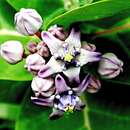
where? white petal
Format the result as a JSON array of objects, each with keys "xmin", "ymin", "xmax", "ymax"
[
  {"xmin": 41, "ymin": 31, "xmax": 63, "ymax": 55},
  {"xmin": 38, "ymin": 56, "xmax": 63, "ymax": 78},
  {"xmin": 78, "ymin": 49, "xmax": 101, "ymax": 66},
  {"xmin": 65, "ymin": 28, "xmax": 81, "ymax": 48},
  {"xmin": 55, "ymin": 74, "xmax": 70, "ymax": 94},
  {"xmin": 63, "ymin": 67, "xmax": 80, "ymax": 82}
]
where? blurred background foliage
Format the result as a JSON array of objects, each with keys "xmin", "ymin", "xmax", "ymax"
[{"xmin": 1, "ymin": 0, "xmax": 130, "ymax": 130}]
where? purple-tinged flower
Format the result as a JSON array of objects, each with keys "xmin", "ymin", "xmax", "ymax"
[
  {"xmin": 87, "ymin": 75, "xmax": 101, "ymax": 93},
  {"xmin": 24, "ymin": 53, "xmax": 45, "ymax": 75},
  {"xmin": 48, "ymin": 25, "xmax": 67, "ymax": 40},
  {"xmin": 0, "ymin": 40, "xmax": 24, "ymax": 64},
  {"xmin": 31, "ymin": 76, "xmax": 55, "ymax": 97},
  {"xmin": 31, "ymin": 74, "xmax": 90, "ymax": 120},
  {"xmin": 37, "ymin": 41, "xmax": 50, "ymax": 57},
  {"xmin": 82, "ymin": 42, "xmax": 96, "ymax": 52},
  {"xmin": 98, "ymin": 53, "xmax": 123, "ymax": 79},
  {"xmin": 27, "ymin": 42, "xmax": 37, "ymax": 53},
  {"xmin": 38, "ymin": 28, "xmax": 101, "ymax": 82},
  {"xmin": 15, "ymin": 8, "xmax": 43, "ymax": 36}
]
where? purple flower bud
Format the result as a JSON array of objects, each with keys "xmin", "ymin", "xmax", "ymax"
[
  {"xmin": 48, "ymin": 25, "xmax": 67, "ymax": 40},
  {"xmin": 28, "ymin": 42, "xmax": 37, "ymax": 53},
  {"xmin": 24, "ymin": 53, "xmax": 45, "ymax": 75},
  {"xmin": 98, "ymin": 53, "xmax": 123, "ymax": 79},
  {"xmin": 87, "ymin": 75, "xmax": 101, "ymax": 93},
  {"xmin": 82, "ymin": 42, "xmax": 96, "ymax": 52},
  {"xmin": 15, "ymin": 8, "xmax": 43, "ymax": 36},
  {"xmin": 0, "ymin": 40, "xmax": 24, "ymax": 64},
  {"xmin": 31, "ymin": 76, "xmax": 55, "ymax": 97},
  {"xmin": 37, "ymin": 42, "xmax": 50, "ymax": 57}
]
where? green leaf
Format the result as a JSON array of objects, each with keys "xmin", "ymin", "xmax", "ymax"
[
  {"xmin": 0, "ymin": 31, "xmax": 40, "ymax": 81},
  {"xmin": 0, "ymin": 0, "xmax": 16, "ymax": 29},
  {"xmin": 6, "ymin": 0, "xmax": 64, "ymax": 19},
  {"xmin": 0, "ymin": 80, "xmax": 29, "ymax": 103},
  {"xmin": 0, "ymin": 103, "xmax": 20, "ymax": 120},
  {"xmin": 46, "ymin": 0, "xmax": 130, "ymax": 28}
]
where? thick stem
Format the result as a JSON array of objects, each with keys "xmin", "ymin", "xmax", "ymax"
[{"xmin": 35, "ymin": 31, "xmax": 42, "ymax": 39}]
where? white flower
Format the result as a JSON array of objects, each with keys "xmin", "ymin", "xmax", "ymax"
[
  {"xmin": 24, "ymin": 53, "xmax": 45, "ymax": 75},
  {"xmin": 38, "ymin": 28, "xmax": 101, "ymax": 82},
  {"xmin": 98, "ymin": 53, "xmax": 123, "ymax": 79},
  {"xmin": 31, "ymin": 76, "xmax": 54, "ymax": 97},
  {"xmin": 15, "ymin": 8, "xmax": 43, "ymax": 35},
  {"xmin": 0, "ymin": 40, "xmax": 24, "ymax": 64}
]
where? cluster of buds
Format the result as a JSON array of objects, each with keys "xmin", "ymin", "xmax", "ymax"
[{"xmin": 0, "ymin": 8, "xmax": 124, "ymax": 120}]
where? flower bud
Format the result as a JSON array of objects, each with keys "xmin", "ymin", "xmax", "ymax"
[
  {"xmin": 87, "ymin": 76, "xmax": 101, "ymax": 93},
  {"xmin": 0, "ymin": 40, "xmax": 24, "ymax": 64},
  {"xmin": 98, "ymin": 53, "xmax": 123, "ymax": 79},
  {"xmin": 31, "ymin": 76, "xmax": 55, "ymax": 97},
  {"xmin": 48, "ymin": 25, "xmax": 67, "ymax": 40},
  {"xmin": 82, "ymin": 42, "xmax": 96, "ymax": 52},
  {"xmin": 15, "ymin": 8, "xmax": 43, "ymax": 36},
  {"xmin": 27, "ymin": 42, "xmax": 37, "ymax": 53},
  {"xmin": 24, "ymin": 53, "xmax": 45, "ymax": 75},
  {"xmin": 37, "ymin": 41, "xmax": 50, "ymax": 57}
]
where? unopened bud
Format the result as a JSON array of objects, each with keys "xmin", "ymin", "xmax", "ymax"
[
  {"xmin": 31, "ymin": 76, "xmax": 55, "ymax": 97},
  {"xmin": 48, "ymin": 25, "xmax": 67, "ymax": 40},
  {"xmin": 28, "ymin": 42, "xmax": 37, "ymax": 53},
  {"xmin": 0, "ymin": 40, "xmax": 24, "ymax": 64},
  {"xmin": 98, "ymin": 53, "xmax": 123, "ymax": 79},
  {"xmin": 37, "ymin": 42, "xmax": 50, "ymax": 57},
  {"xmin": 15, "ymin": 8, "xmax": 43, "ymax": 36},
  {"xmin": 82, "ymin": 42, "xmax": 96, "ymax": 51},
  {"xmin": 24, "ymin": 53, "xmax": 45, "ymax": 75},
  {"xmin": 87, "ymin": 76, "xmax": 101, "ymax": 93}
]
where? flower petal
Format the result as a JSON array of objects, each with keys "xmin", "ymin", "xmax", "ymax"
[
  {"xmin": 75, "ymin": 98, "xmax": 85, "ymax": 111},
  {"xmin": 63, "ymin": 67, "xmax": 80, "ymax": 83},
  {"xmin": 31, "ymin": 96, "xmax": 54, "ymax": 107},
  {"xmin": 41, "ymin": 31, "xmax": 63, "ymax": 55},
  {"xmin": 65, "ymin": 28, "xmax": 81, "ymax": 48},
  {"xmin": 38, "ymin": 56, "xmax": 63, "ymax": 78},
  {"xmin": 49, "ymin": 108, "xmax": 64, "ymax": 120},
  {"xmin": 73, "ymin": 74, "xmax": 90, "ymax": 95},
  {"xmin": 78, "ymin": 49, "xmax": 101, "ymax": 66},
  {"xmin": 55, "ymin": 74, "xmax": 70, "ymax": 94}
]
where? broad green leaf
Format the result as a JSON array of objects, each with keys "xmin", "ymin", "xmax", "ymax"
[
  {"xmin": 0, "ymin": 0, "xmax": 16, "ymax": 29},
  {"xmin": 46, "ymin": 0, "xmax": 130, "ymax": 28},
  {"xmin": 6, "ymin": 0, "xmax": 64, "ymax": 19},
  {"xmin": 0, "ymin": 80, "xmax": 30, "ymax": 103},
  {"xmin": 0, "ymin": 31, "xmax": 40, "ymax": 81},
  {"xmin": 0, "ymin": 103, "xmax": 20, "ymax": 120}
]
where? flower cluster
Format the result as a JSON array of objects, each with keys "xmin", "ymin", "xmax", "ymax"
[{"xmin": 0, "ymin": 8, "xmax": 123, "ymax": 120}]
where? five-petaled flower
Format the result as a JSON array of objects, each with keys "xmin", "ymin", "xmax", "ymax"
[
  {"xmin": 31, "ymin": 74, "xmax": 90, "ymax": 120},
  {"xmin": 38, "ymin": 28, "xmax": 101, "ymax": 82}
]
